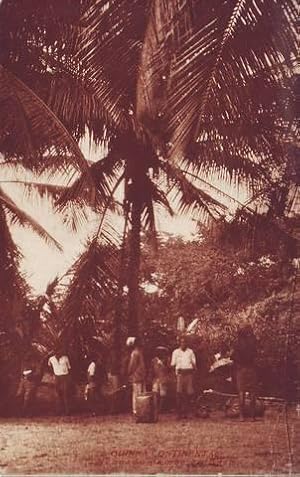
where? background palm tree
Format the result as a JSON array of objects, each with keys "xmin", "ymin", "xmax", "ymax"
[
  {"xmin": 0, "ymin": 183, "xmax": 64, "ymax": 411},
  {"xmin": 0, "ymin": 185, "xmax": 61, "ymax": 328}
]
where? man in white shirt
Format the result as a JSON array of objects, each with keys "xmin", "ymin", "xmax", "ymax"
[
  {"xmin": 48, "ymin": 347, "xmax": 71, "ymax": 415},
  {"xmin": 171, "ymin": 336, "xmax": 196, "ymax": 419}
]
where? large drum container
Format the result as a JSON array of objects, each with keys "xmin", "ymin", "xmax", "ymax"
[{"xmin": 135, "ymin": 392, "xmax": 158, "ymax": 423}]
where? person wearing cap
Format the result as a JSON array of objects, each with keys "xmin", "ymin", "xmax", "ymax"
[
  {"xmin": 127, "ymin": 337, "xmax": 146, "ymax": 415},
  {"xmin": 171, "ymin": 336, "xmax": 196, "ymax": 419},
  {"xmin": 48, "ymin": 346, "xmax": 71, "ymax": 415}
]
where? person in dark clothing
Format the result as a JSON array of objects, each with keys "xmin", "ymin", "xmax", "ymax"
[
  {"xmin": 232, "ymin": 325, "xmax": 258, "ymax": 421},
  {"xmin": 16, "ymin": 353, "xmax": 41, "ymax": 417},
  {"xmin": 127, "ymin": 337, "xmax": 146, "ymax": 415},
  {"xmin": 151, "ymin": 348, "xmax": 169, "ymax": 412}
]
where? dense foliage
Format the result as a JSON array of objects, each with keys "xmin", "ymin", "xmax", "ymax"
[{"xmin": 138, "ymin": 217, "xmax": 298, "ymax": 397}]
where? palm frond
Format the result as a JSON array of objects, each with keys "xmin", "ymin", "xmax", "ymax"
[
  {"xmin": 45, "ymin": 277, "xmax": 60, "ymax": 299},
  {"xmin": 59, "ymin": 232, "xmax": 118, "ymax": 340},
  {"xmin": 46, "ymin": 72, "xmax": 118, "ymax": 143},
  {"xmin": 56, "ymin": 153, "xmax": 123, "ymax": 232},
  {"xmin": 73, "ymin": 0, "xmax": 147, "ymax": 132},
  {"xmin": 178, "ymin": 0, "xmax": 294, "ymax": 156},
  {"xmin": 181, "ymin": 169, "xmax": 249, "ymax": 210},
  {"xmin": 0, "ymin": 186, "xmax": 62, "ymax": 250},
  {"xmin": 58, "ymin": 153, "xmax": 122, "ymax": 206},
  {"xmin": 0, "ymin": 203, "xmax": 29, "ymax": 328},
  {"xmin": 182, "ymin": 74, "xmax": 295, "ymax": 184},
  {"xmin": 141, "ymin": 178, "xmax": 173, "ymax": 231},
  {"xmin": 0, "ymin": 180, "xmax": 66, "ymax": 203},
  {"xmin": 0, "ymin": 66, "xmax": 90, "ymax": 177},
  {"xmin": 160, "ymin": 161, "xmax": 227, "ymax": 222},
  {"xmin": 138, "ymin": 0, "xmax": 297, "ymax": 160}
]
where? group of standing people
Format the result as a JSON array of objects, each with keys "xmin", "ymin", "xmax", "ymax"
[
  {"xmin": 17, "ymin": 347, "xmax": 72, "ymax": 416},
  {"xmin": 16, "ymin": 325, "xmax": 258, "ymax": 421},
  {"xmin": 127, "ymin": 335, "xmax": 197, "ymax": 419},
  {"xmin": 127, "ymin": 325, "xmax": 258, "ymax": 422},
  {"xmin": 17, "ymin": 346, "xmax": 107, "ymax": 416}
]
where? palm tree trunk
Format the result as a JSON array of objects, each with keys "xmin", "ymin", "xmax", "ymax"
[
  {"xmin": 111, "ymin": 211, "xmax": 128, "ymax": 376},
  {"xmin": 127, "ymin": 199, "xmax": 142, "ymax": 336}
]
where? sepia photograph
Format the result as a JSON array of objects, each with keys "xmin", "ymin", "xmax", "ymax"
[{"xmin": 0, "ymin": 0, "xmax": 299, "ymax": 475}]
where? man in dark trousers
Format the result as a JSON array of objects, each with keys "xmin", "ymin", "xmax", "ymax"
[
  {"xmin": 48, "ymin": 346, "xmax": 71, "ymax": 415},
  {"xmin": 171, "ymin": 336, "xmax": 197, "ymax": 419},
  {"xmin": 16, "ymin": 352, "xmax": 41, "ymax": 416}
]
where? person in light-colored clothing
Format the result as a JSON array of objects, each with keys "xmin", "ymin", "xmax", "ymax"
[
  {"xmin": 84, "ymin": 359, "xmax": 97, "ymax": 403},
  {"xmin": 171, "ymin": 336, "xmax": 196, "ymax": 419},
  {"xmin": 127, "ymin": 337, "xmax": 146, "ymax": 415},
  {"xmin": 84, "ymin": 355, "xmax": 106, "ymax": 414},
  {"xmin": 48, "ymin": 347, "xmax": 71, "ymax": 415}
]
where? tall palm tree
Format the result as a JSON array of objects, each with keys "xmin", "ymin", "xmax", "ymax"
[
  {"xmin": 54, "ymin": 0, "xmax": 296, "ymax": 335},
  {"xmin": 1, "ymin": 0, "xmax": 228, "ymax": 337},
  {"xmin": 0, "ymin": 1, "xmax": 296, "ymax": 349}
]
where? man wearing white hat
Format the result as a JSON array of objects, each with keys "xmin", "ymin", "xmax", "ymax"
[{"xmin": 127, "ymin": 337, "xmax": 146, "ymax": 415}]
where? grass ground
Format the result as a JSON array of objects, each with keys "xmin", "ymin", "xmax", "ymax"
[{"xmin": 0, "ymin": 407, "xmax": 299, "ymax": 475}]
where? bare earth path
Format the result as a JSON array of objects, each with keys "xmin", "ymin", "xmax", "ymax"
[{"xmin": 0, "ymin": 409, "xmax": 299, "ymax": 475}]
